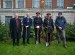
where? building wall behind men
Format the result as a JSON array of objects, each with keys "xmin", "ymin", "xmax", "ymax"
[
  {"xmin": 0, "ymin": 0, "xmax": 75, "ymax": 24},
  {"xmin": 0, "ymin": 11, "xmax": 75, "ymax": 24}
]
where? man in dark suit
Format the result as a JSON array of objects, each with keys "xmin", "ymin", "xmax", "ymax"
[
  {"xmin": 43, "ymin": 13, "xmax": 54, "ymax": 47},
  {"xmin": 33, "ymin": 12, "xmax": 43, "ymax": 44},
  {"xmin": 55, "ymin": 12, "xmax": 67, "ymax": 48},
  {"xmin": 10, "ymin": 13, "xmax": 22, "ymax": 46},
  {"xmin": 22, "ymin": 13, "xmax": 32, "ymax": 45}
]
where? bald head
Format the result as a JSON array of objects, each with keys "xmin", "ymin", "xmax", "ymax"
[
  {"xmin": 26, "ymin": 13, "xmax": 30, "ymax": 17},
  {"xmin": 15, "ymin": 13, "xmax": 19, "ymax": 19}
]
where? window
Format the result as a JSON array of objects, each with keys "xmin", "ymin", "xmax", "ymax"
[
  {"xmin": 4, "ymin": 0, "xmax": 12, "ymax": 8},
  {"xmin": 5, "ymin": 16, "xmax": 12, "ymax": 25},
  {"xmin": 0, "ymin": 2, "xmax": 1, "ymax": 8},
  {"xmin": 45, "ymin": 0, "xmax": 52, "ymax": 8},
  {"xmin": 18, "ymin": 0, "xmax": 24, "ymax": 8},
  {"xmin": 57, "ymin": 0, "xmax": 64, "ymax": 8},
  {"xmin": 32, "ymin": 0, "xmax": 40, "ymax": 8}
]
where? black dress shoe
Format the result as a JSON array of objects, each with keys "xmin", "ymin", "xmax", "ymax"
[{"xmin": 27, "ymin": 39, "xmax": 30, "ymax": 44}]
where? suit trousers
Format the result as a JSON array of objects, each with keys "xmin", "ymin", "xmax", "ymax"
[{"xmin": 57, "ymin": 30, "xmax": 66, "ymax": 46}]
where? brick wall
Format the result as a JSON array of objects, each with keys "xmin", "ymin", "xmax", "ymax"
[
  {"xmin": 26, "ymin": 0, "xmax": 32, "ymax": 8},
  {"xmin": 1, "ymin": 0, "xmax": 3, "ymax": 8},
  {"xmin": 64, "ymin": 0, "xmax": 75, "ymax": 8},
  {"xmin": 52, "ymin": 0, "xmax": 57, "ymax": 9}
]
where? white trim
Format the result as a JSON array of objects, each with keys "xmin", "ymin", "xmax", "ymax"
[
  {"xmin": 0, "ymin": 0, "xmax": 1, "ymax": 8},
  {"xmin": 24, "ymin": 0, "xmax": 26, "ymax": 8},
  {"xmin": 16, "ymin": 0, "xmax": 18, "ymax": 8},
  {"xmin": 3, "ymin": 0, "xmax": 5, "ymax": 8},
  {"xmin": 32, "ymin": 0, "xmax": 34, "ymax": 8},
  {"xmin": 11, "ymin": 0, "xmax": 13, "ymax": 8}
]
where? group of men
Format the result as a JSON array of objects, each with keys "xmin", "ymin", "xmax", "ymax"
[{"xmin": 10, "ymin": 12, "xmax": 67, "ymax": 48}]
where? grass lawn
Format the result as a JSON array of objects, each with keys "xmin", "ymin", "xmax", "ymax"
[{"xmin": 0, "ymin": 38, "xmax": 75, "ymax": 55}]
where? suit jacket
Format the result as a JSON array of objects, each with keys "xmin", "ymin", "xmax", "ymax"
[
  {"xmin": 23, "ymin": 17, "xmax": 32, "ymax": 38},
  {"xmin": 33, "ymin": 17, "xmax": 43, "ymax": 28},
  {"xmin": 43, "ymin": 17, "xmax": 54, "ymax": 33},
  {"xmin": 55, "ymin": 16, "xmax": 67, "ymax": 30},
  {"xmin": 10, "ymin": 18, "xmax": 22, "ymax": 39}
]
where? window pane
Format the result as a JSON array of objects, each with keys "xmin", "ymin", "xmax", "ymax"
[
  {"xmin": 18, "ymin": 0, "xmax": 24, "ymax": 8},
  {"xmin": 57, "ymin": 0, "xmax": 64, "ymax": 8},
  {"xmin": 18, "ymin": 1, "xmax": 24, "ymax": 8},
  {"xmin": 45, "ymin": 0, "xmax": 52, "ymax": 8},
  {"xmin": 5, "ymin": 1, "xmax": 12, "ymax": 8},
  {"xmin": 5, "ymin": 16, "xmax": 12, "ymax": 25},
  {"xmin": 32, "ymin": 0, "xmax": 40, "ymax": 8}
]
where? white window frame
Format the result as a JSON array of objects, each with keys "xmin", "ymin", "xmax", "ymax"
[
  {"xmin": 16, "ymin": 0, "xmax": 25, "ymax": 8},
  {"xmin": 32, "ymin": 0, "xmax": 40, "ymax": 8},
  {"xmin": 57, "ymin": 0, "xmax": 64, "ymax": 8},
  {"xmin": 3, "ymin": 0, "xmax": 13, "ymax": 8},
  {"xmin": 44, "ymin": 0, "xmax": 52, "ymax": 8}
]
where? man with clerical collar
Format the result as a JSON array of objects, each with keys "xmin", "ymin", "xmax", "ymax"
[{"xmin": 22, "ymin": 13, "xmax": 32, "ymax": 45}]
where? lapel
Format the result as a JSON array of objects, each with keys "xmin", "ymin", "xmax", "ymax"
[
  {"xmin": 26, "ymin": 17, "xmax": 30, "ymax": 23},
  {"xmin": 14, "ymin": 18, "xmax": 20, "ymax": 26},
  {"xmin": 13, "ymin": 18, "xmax": 16, "ymax": 24}
]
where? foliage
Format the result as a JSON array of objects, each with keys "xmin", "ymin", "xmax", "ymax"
[
  {"xmin": 65, "ymin": 24, "xmax": 75, "ymax": 38},
  {"xmin": 0, "ymin": 22, "xmax": 9, "ymax": 41}
]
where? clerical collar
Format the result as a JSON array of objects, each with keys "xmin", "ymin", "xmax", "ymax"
[{"xmin": 27, "ymin": 17, "xmax": 30, "ymax": 18}]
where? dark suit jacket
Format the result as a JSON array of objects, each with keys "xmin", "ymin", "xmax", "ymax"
[
  {"xmin": 43, "ymin": 17, "xmax": 54, "ymax": 33},
  {"xmin": 10, "ymin": 18, "xmax": 22, "ymax": 39},
  {"xmin": 23, "ymin": 17, "xmax": 32, "ymax": 38},
  {"xmin": 33, "ymin": 17, "xmax": 43, "ymax": 28}
]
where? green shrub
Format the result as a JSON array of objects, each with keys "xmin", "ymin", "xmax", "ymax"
[
  {"xmin": 30, "ymin": 26, "xmax": 35, "ymax": 37},
  {"xmin": 0, "ymin": 22, "xmax": 9, "ymax": 41},
  {"xmin": 65, "ymin": 24, "xmax": 75, "ymax": 38}
]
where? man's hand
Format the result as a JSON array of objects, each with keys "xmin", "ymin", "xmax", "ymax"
[
  {"xmin": 25, "ymin": 26, "xmax": 29, "ymax": 28},
  {"xmin": 58, "ymin": 27, "xmax": 62, "ymax": 30},
  {"xmin": 36, "ymin": 26, "xmax": 40, "ymax": 28}
]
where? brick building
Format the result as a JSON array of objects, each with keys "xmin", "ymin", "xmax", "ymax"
[
  {"xmin": 0, "ymin": 0, "xmax": 75, "ymax": 9},
  {"xmin": 0, "ymin": 0, "xmax": 75, "ymax": 25}
]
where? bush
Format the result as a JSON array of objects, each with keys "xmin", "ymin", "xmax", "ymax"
[
  {"xmin": 65, "ymin": 24, "xmax": 75, "ymax": 38},
  {"xmin": 0, "ymin": 22, "xmax": 9, "ymax": 41},
  {"xmin": 30, "ymin": 26, "xmax": 35, "ymax": 37}
]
